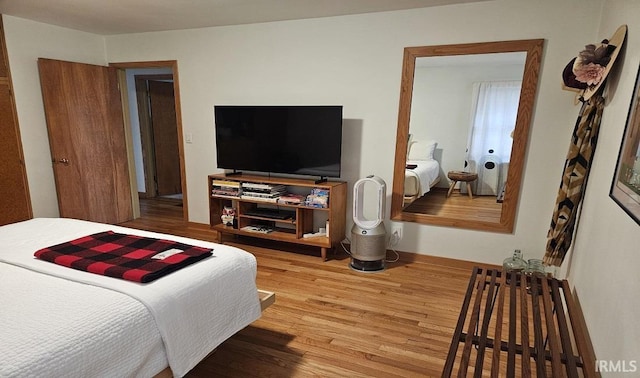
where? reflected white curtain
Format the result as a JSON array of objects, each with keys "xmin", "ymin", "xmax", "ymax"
[{"xmin": 466, "ymin": 81, "xmax": 521, "ymax": 194}]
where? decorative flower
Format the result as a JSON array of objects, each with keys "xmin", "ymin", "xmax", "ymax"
[
  {"xmin": 578, "ymin": 42, "xmax": 612, "ymax": 66},
  {"xmin": 573, "ymin": 62, "xmax": 606, "ymax": 86}
]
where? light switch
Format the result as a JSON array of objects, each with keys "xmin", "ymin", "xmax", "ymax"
[{"xmin": 185, "ymin": 133, "xmax": 193, "ymax": 144}]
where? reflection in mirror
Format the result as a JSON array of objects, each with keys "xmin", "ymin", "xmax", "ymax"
[
  {"xmin": 391, "ymin": 40, "xmax": 544, "ymax": 233},
  {"xmin": 407, "ymin": 53, "xmax": 526, "ymax": 222}
]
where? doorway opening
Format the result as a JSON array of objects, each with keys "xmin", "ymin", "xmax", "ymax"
[{"xmin": 112, "ymin": 61, "xmax": 188, "ymax": 222}]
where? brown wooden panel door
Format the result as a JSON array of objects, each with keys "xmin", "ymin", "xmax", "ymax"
[
  {"xmin": 148, "ymin": 80, "xmax": 181, "ymax": 196},
  {"xmin": 0, "ymin": 17, "xmax": 32, "ymax": 226},
  {"xmin": 0, "ymin": 84, "xmax": 33, "ymax": 225},
  {"xmin": 38, "ymin": 58, "xmax": 132, "ymax": 224},
  {"xmin": 0, "ymin": 18, "xmax": 7, "ymax": 78}
]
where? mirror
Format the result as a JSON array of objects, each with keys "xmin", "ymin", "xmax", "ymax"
[{"xmin": 390, "ymin": 39, "xmax": 544, "ymax": 233}]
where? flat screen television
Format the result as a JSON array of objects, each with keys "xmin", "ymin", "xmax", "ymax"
[{"xmin": 214, "ymin": 105, "xmax": 343, "ymax": 178}]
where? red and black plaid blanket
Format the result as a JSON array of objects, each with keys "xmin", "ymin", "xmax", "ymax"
[{"xmin": 34, "ymin": 231, "xmax": 213, "ymax": 283}]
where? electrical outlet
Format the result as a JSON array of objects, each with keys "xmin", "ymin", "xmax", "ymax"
[{"xmin": 390, "ymin": 224, "xmax": 403, "ymax": 245}]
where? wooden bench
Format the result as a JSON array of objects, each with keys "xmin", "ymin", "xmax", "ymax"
[{"xmin": 443, "ymin": 267, "xmax": 598, "ymax": 377}]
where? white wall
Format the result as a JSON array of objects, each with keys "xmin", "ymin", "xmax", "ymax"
[
  {"xmin": 567, "ymin": 0, "xmax": 640, "ymax": 369},
  {"xmin": 3, "ymin": 16, "xmax": 107, "ymax": 218},
  {"xmin": 102, "ymin": 0, "xmax": 602, "ymax": 265}
]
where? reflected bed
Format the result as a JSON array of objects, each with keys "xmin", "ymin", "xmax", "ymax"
[{"xmin": 404, "ymin": 159, "xmax": 441, "ymax": 206}]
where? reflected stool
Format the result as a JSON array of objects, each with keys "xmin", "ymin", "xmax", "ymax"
[{"xmin": 447, "ymin": 171, "xmax": 478, "ymax": 199}]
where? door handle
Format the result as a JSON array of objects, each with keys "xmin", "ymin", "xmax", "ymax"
[{"xmin": 52, "ymin": 158, "xmax": 70, "ymax": 165}]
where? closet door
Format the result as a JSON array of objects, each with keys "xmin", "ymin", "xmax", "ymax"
[{"xmin": 0, "ymin": 17, "xmax": 32, "ymax": 226}]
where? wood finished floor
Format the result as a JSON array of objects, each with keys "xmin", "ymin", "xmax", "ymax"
[
  {"xmin": 404, "ymin": 188, "xmax": 502, "ymax": 223},
  {"xmin": 121, "ymin": 197, "xmax": 499, "ymax": 377}
]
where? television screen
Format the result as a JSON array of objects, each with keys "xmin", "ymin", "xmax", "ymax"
[{"xmin": 214, "ymin": 105, "xmax": 343, "ymax": 178}]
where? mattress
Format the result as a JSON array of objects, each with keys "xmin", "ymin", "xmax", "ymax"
[
  {"xmin": 0, "ymin": 218, "xmax": 262, "ymax": 378},
  {"xmin": 404, "ymin": 159, "xmax": 440, "ymax": 196}
]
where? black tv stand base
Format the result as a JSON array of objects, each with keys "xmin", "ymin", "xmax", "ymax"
[
  {"xmin": 315, "ymin": 177, "xmax": 328, "ymax": 184},
  {"xmin": 225, "ymin": 171, "xmax": 243, "ymax": 177}
]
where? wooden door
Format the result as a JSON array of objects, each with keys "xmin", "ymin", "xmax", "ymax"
[
  {"xmin": 38, "ymin": 58, "xmax": 133, "ymax": 224},
  {"xmin": 0, "ymin": 17, "xmax": 32, "ymax": 225},
  {"xmin": 148, "ymin": 80, "xmax": 181, "ymax": 196}
]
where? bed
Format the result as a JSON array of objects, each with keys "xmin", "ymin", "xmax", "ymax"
[
  {"xmin": 404, "ymin": 160, "xmax": 441, "ymax": 205},
  {"xmin": 404, "ymin": 139, "xmax": 441, "ymax": 206},
  {"xmin": 0, "ymin": 217, "xmax": 270, "ymax": 378}
]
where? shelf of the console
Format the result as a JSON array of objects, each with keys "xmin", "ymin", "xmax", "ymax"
[
  {"xmin": 212, "ymin": 224, "xmax": 331, "ymax": 247},
  {"xmin": 239, "ymin": 215, "xmax": 297, "ymax": 224},
  {"xmin": 210, "ymin": 195, "xmax": 329, "ymax": 211}
]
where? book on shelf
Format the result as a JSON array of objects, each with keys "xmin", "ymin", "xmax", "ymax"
[
  {"xmin": 242, "ymin": 188, "xmax": 286, "ymax": 194},
  {"xmin": 240, "ymin": 195, "xmax": 279, "ymax": 203},
  {"xmin": 212, "ymin": 185, "xmax": 240, "ymax": 194},
  {"xmin": 211, "ymin": 179, "xmax": 241, "ymax": 188},
  {"xmin": 304, "ymin": 187, "xmax": 330, "ymax": 208},
  {"xmin": 277, "ymin": 194, "xmax": 306, "ymax": 205},
  {"xmin": 310, "ymin": 188, "xmax": 330, "ymax": 196},
  {"xmin": 241, "ymin": 182, "xmax": 286, "ymax": 191},
  {"xmin": 241, "ymin": 190, "xmax": 281, "ymax": 199},
  {"xmin": 211, "ymin": 190, "xmax": 241, "ymax": 198},
  {"xmin": 212, "ymin": 187, "xmax": 241, "ymax": 193}
]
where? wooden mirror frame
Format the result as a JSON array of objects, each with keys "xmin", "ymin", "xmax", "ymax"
[{"xmin": 390, "ymin": 39, "xmax": 544, "ymax": 233}]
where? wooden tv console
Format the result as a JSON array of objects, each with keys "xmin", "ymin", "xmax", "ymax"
[{"xmin": 208, "ymin": 174, "xmax": 347, "ymax": 260}]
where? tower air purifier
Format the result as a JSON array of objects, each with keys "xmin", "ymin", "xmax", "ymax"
[
  {"xmin": 477, "ymin": 154, "xmax": 501, "ymax": 196},
  {"xmin": 350, "ymin": 175, "xmax": 387, "ymax": 272}
]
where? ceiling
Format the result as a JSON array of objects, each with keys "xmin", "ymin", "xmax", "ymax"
[{"xmin": 0, "ymin": 0, "xmax": 490, "ymax": 35}]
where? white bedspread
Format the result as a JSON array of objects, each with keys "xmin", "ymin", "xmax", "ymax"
[
  {"xmin": 404, "ymin": 159, "xmax": 440, "ymax": 196},
  {"xmin": 1, "ymin": 262, "xmax": 167, "ymax": 378},
  {"xmin": 0, "ymin": 218, "xmax": 262, "ymax": 377}
]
